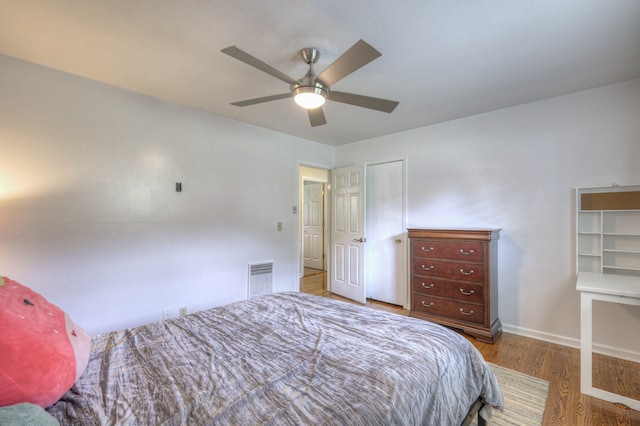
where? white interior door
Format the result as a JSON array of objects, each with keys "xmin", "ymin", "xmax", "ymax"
[
  {"xmin": 366, "ymin": 160, "xmax": 406, "ymax": 306},
  {"xmin": 330, "ymin": 164, "xmax": 366, "ymax": 304},
  {"xmin": 303, "ymin": 181, "xmax": 324, "ymax": 270}
]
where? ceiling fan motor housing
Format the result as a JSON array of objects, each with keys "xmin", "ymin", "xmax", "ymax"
[
  {"xmin": 293, "ymin": 48, "xmax": 329, "ymax": 92},
  {"xmin": 290, "ymin": 79, "xmax": 329, "ymax": 98}
]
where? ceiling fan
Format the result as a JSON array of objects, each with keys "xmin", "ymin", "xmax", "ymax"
[{"xmin": 221, "ymin": 40, "xmax": 399, "ymax": 127}]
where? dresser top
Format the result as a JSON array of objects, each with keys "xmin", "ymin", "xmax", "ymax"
[{"xmin": 407, "ymin": 228, "xmax": 501, "ymax": 241}]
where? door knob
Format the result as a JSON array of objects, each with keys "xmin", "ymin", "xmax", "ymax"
[
  {"xmin": 395, "ymin": 239, "xmax": 402, "ymax": 243},
  {"xmin": 352, "ymin": 237, "xmax": 366, "ymax": 243}
]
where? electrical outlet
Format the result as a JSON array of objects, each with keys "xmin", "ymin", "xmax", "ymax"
[
  {"xmin": 179, "ymin": 306, "xmax": 187, "ymax": 317},
  {"xmin": 162, "ymin": 308, "xmax": 172, "ymax": 321}
]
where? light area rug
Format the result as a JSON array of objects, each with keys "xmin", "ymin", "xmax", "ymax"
[{"xmin": 472, "ymin": 363, "xmax": 549, "ymax": 426}]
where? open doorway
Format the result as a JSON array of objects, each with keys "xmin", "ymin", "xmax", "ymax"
[
  {"xmin": 299, "ymin": 166, "xmax": 329, "ymax": 295},
  {"xmin": 298, "ymin": 161, "xmax": 407, "ymax": 308}
]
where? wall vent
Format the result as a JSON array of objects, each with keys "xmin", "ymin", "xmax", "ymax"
[{"xmin": 248, "ymin": 262, "xmax": 273, "ymax": 299}]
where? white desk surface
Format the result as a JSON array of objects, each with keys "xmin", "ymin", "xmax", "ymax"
[{"xmin": 576, "ymin": 271, "xmax": 640, "ymax": 298}]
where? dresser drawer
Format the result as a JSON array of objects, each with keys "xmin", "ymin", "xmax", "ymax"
[
  {"xmin": 413, "ymin": 294, "xmax": 484, "ymax": 324},
  {"xmin": 412, "ymin": 258, "xmax": 484, "ymax": 283},
  {"xmin": 413, "ymin": 276, "xmax": 483, "ymax": 304},
  {"xmin": 412, "ymin": 239, "xmax": 484, "ymax": 262}
]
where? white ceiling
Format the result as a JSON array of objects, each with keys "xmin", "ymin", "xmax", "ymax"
[{"xmin": 1, "ymin": 0, "xmax": 639, "ymax": 146}]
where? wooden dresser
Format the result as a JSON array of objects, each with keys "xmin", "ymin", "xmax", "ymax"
[{"xmin": 408, "ymin": 228, "xmax": 502, "ymax": 343}]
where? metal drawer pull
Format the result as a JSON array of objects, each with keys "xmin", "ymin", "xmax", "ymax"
[
  {"xmin": 421, "ymin": 265, "xmax": 434, "ymax": 271},
  {"xmin": 421, "ymin": 283, "xmax": 434, "ymax": 289},
  {"xmin": 459, "ymin": 288, "xmax": 474, "ymax": 296},
  {"xmin": 459, "ymin": 249, "xmax": 475, "ymax": 255},
  {"xmin": 420, "ymin": 246, "xmax": 434, "ymax": 252},
  {"xmin": 459, "ymin": 308, "xmax": 474, "ymax": 316},
  {"xmin": 422, "ymin": 301, "xmax": 434, "ymax": 308},
  {"xmin": 459, "ymin": 269, "xmax": 474, "ymax": 276}
]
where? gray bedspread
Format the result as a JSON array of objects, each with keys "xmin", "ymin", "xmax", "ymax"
[{"xmin": 47, "ymin": 292, "xmax": 503, "ymax": 425}]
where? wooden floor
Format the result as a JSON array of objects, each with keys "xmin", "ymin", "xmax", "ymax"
[{"xmin": 300, "ymin": 270, "xmax": 640, "ymax": 425}]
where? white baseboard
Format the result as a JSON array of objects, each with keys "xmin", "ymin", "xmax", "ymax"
[{"xmin": 502, "ymin": 323, "xmax": 640, "ymax": 364}]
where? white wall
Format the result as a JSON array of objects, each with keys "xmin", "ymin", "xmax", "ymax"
[
  {"xmin": 0, "ymin": 55, "xmax": 334, "ymax": 334},
  {"xmin": 336, "ymin": 79, "xmax": 640, "ymax": 358},
  {"xmin": 2, "ymin": 51, "xmax": 639, "ymax": 358}
]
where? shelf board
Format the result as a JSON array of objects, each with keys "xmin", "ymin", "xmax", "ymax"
[
  {"xmin": 579, "ymin": 253, "xmax": 602, "ymax": 257},
  {"xmin": 602, "ymin": 265, "xmax": 640, "ymax": 272},
  {"xmin": 603, "ymin": 249, "xmax": 640, "ymax": 254}
]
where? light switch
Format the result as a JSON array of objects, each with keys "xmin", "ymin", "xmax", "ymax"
[{"xmin": 277, "ymin": 222, "xmax": 283, "ymax": 231}]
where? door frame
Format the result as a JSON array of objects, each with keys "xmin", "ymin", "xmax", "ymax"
[{"xmin": 298, "ymin": 165, "xmax": 329, "ymax": 279}]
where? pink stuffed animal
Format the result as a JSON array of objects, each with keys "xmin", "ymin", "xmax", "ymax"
[{"xmin": 0, "ymin": 276, "xmax": 90, "ymax": 408}]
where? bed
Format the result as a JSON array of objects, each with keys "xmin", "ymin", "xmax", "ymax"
[{"xmin": 46, "ymin": 291, "xmax": 503, "ymax": 425}]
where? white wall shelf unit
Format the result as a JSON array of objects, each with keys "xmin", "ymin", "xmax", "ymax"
[{"xmin": 576, "ymin": 185, "xmax": 640, "ymax": 276}]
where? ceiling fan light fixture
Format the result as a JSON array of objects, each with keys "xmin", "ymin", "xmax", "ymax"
[{"xmin": 293, "ymin": 86, "xmax": 327, "ymax": 109}]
